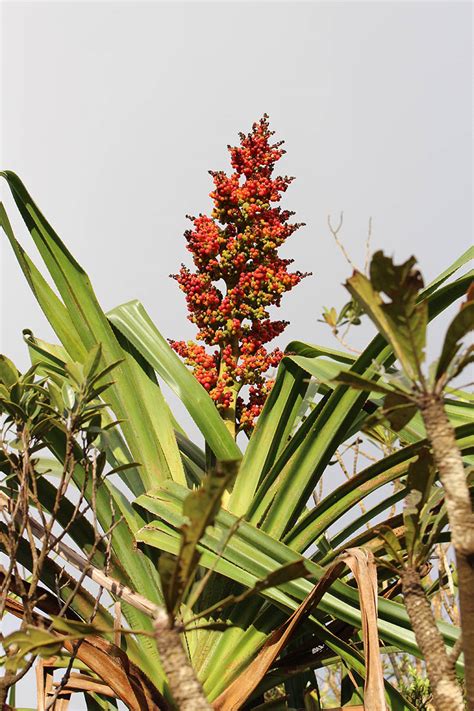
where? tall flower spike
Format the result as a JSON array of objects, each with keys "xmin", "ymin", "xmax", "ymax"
[{"xmin": 171, "ymin": 115, "xmax": 309, "ymax": 437}]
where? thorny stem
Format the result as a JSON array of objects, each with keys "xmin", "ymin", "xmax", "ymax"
[
  {"xmin": 418, "ymin": 392, "xmax": 474, "ymax": 709},
  {"xmin": 401, "ymin": 566, "xmax": 464, "ymax": 711},
  {"xmin": 327, "ymin": 212, "xmax": 356, "ymax": 271},
  {"xmin": 154, "ymin": 615, "xmax": 212, "ymax": 711}
]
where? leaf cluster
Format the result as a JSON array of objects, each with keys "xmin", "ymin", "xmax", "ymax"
[{"xmin": 0, "ymin": 172, "xmax": 471, "ymax": 710}]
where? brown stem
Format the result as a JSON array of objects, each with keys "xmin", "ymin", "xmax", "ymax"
[
  {"xmin": 401, "ymin": 567, "xmax": 464, "ymax": 711},
  {"xmin": 0, "ymin": 673, "xmax": 10, "ymax": 709},
  {"xmin": 218, "ymin": 335, "xmax": 240, "ymax": 440},
  {"xmin": 0, "ymin": 679, "xmax": 9, "ymax": 708},
  {"xmin": 220, "ymin": 388, "xmax": 238, "ymax": 440},
  {"xmin": 154, "ymin": 616, "xmax": 212, "ymax": 711},
  {"xmin": 419, "ymin": 393, "xmax": 474, "ymax": 709}
]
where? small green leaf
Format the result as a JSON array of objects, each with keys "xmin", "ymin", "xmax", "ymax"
[
  {"xmin": 404, "ymin": 448, "xmax": 436, "ymax": 559},
  {"xmin": 64, "ymin": 361, "xmax": 84, "ymax": 387},
  {"xmin": 332, "ymin": 370, "xmax": 394, "ymax": 395},
  {"xmin": 346, "ymin": 253, "xmax": 428, "ymax": 382},
  {"xmin": 47, "ymin": 380, "xmax": 63, "ymax": 411},
  {"xmin": 49, "ymin": 615, "xmax": 107, "ymax": 636},
  {"xmin": 378, "ymin": 526, "xmax": 403, "ymax": 563},
  {"xmin": 107, "ymin": 461, "xmax": 142, "ymax": 476},
  {"xmin": 150, "ymin": 459, "xmax": 239, "ymax": 614},
  {"xmin": 61, "ymin": 382, "xmax": 76, "ymax": 410},
  {"xmin": 0, "ymin": 355, "xmax": 19, "ymax": 388},
  {"xmin": 83, "ymin": 343, "xmax": 103, "ymax": 379},
  {"xmin": 88, "ymin": 361, "xmax": 122, "ymax": 388},
  {"xmin": 2, "ymin": 627, "xmax": 63, "ymax": 669},
  {"xmin": 383, "ymin": 391, "xmax": 417, "ymax": 431}
]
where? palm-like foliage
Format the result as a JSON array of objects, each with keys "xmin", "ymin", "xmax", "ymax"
[{"xmin": 1, "ymin": 171, "xmax": 472, "ymax": 709}]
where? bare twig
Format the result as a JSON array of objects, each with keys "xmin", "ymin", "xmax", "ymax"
[
  {"xmin": 332, "ymin": 323, "xmax": 362, "ymax": 355},
  {"xmin": 364, "ymin": 217, "xmax": 373, "ymax": 276},
  {"xmin": 327, "ymin": 212, "xmax": 356, "ymax": 271},
  {"xmin": 334, "ymin": 450, "xmax": 368, "ymax": 524}
]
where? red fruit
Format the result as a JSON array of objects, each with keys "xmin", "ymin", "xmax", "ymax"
[{"xmin": 171, "ymin": 115, "xmax": 309, "ymax": 432}]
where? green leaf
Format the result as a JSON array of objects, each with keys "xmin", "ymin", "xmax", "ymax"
[
  {"xmin": 378, "ymin": 527, "xmax": 404, "ymax": 562},
  {"xmin": 83, "ymin": 343, "xmax": 103, "ymax": 380},
  {"xmin": 0, "ymin": 203, "xmax": 87, "ymax": 360},
  {"xmin": 49, "ymin": 616, "xmax": 108, "ymax": 636},
  {"xmin": 383, "ymin": 391, "xmax": 417, "ymax": 431},
  {"xmin": 404, "ymin": 448, "xmax": 436, "ymax": 559},
  {"xmin": 436, "ymin": 287, "xmax": 474, "ymax": 378},
  {"xmin": 0, "ymin": 172, "xmax": 183, "ymax": 489},
  {"xmin": 0, "ymin": 354, "xmax": 19, "ymax": 388},
  {"xmin": 188, "ymin": 560, "xmax": 312, "ymax": 623},
  {"xmin": 229, "ymin": 356, "xmax": 311, "ymax": 516},
  {"xmin": 107, "ymin": 299, "xmax": 241, "ymax": 463},
  {"xmin": 346, "ymin": 253, "xmax": 428, "ymax": 382},
  {"xmin": 331, "ymin": 370, "xmax": 395, "ymax": 395},
  {"xmin": 61, "ymin": 382, "xmax": 76, "ymax": 410},
  {"xmin": 2, "ymin": 627, "xmax": 64, "ymax": 668},
  {"xmin": 107, "ymin": 461, "xmax": 142, "ymax": 477},
  {"xmin": 420, "ymin": 244, "xmax": 473, "ymax": 300},
  {"xmin": 152, "ymin": 459, "xmax": 239, "ymax": 614}
]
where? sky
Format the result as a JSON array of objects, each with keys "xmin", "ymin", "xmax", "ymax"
[{"xmin": 0, "ymin": 1, "xmax": 472, "ymax": 707}]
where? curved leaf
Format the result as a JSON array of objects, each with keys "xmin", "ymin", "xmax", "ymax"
[{"xmin": 107, "ymin": 299, "xmax": 241, "ymax": 463}]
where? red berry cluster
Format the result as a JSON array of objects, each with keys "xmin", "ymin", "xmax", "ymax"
[{"xmin": 171, "ymin": 115, "xmax": 308, "ymax": 434}]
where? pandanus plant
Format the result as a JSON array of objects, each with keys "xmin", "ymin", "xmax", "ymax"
[{"xmin": 0, "ymin": 117, "xmax": 472, "ymax": 710}]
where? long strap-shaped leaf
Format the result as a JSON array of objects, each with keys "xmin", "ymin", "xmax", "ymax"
[
  {"xmin": 212, "ymin": 549, "xmax": 386, "ymax": 711},
  {"xmin": 242, "ymin": 270, "xmax": 473, "ymax": 535},
  {"xmin": 420, "ymin": 245, "xmax": 473, "ymax": 300},
  {"xmin": 107, "ymin": 299, "xmax": 241, "ymax": 462},
  {"xmin": 136, "ymin": 520, "xmax": 415, "ymax": 708},
  {"xmin": 0, "ymin": 203, "xmax": 86, "ymax": 359},
  {"xmin": 0, "ymin": 172, "xmax": 182, "ymax": 488},
  {"xmin": 136, "ymin": 482, "xmax": 461, "ymax": 651},
  {"xmin": 37, "ymin": 430, "xmax": 167, "ymax": 690},
  {"xmin": 285, "ymin": 423, "xmax": 473, "ymax": 552},
  {"xmin": 228, "ymin": 344, "xmax": 354, "ymax": 515}
]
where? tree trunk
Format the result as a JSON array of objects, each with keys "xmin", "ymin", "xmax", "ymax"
[
  {"xmin": 420, "ymin": 393, "xmax": 474, "ymax": 709},
  {"xmin": 401, "ymin": 567, "xmax": 464, "ymax": 711},
  {"xmin": 154, "ymin": 615, "xmax": 212, "ymax": 711}
]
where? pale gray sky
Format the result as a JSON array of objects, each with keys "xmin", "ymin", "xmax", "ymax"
[
  {"xmin": 0, "ymin": 2, "xmax": 472, "ymax": 707},
  {"xmin": 1, "ymin": 1, "xmax": 472, "ymax": 372}
]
